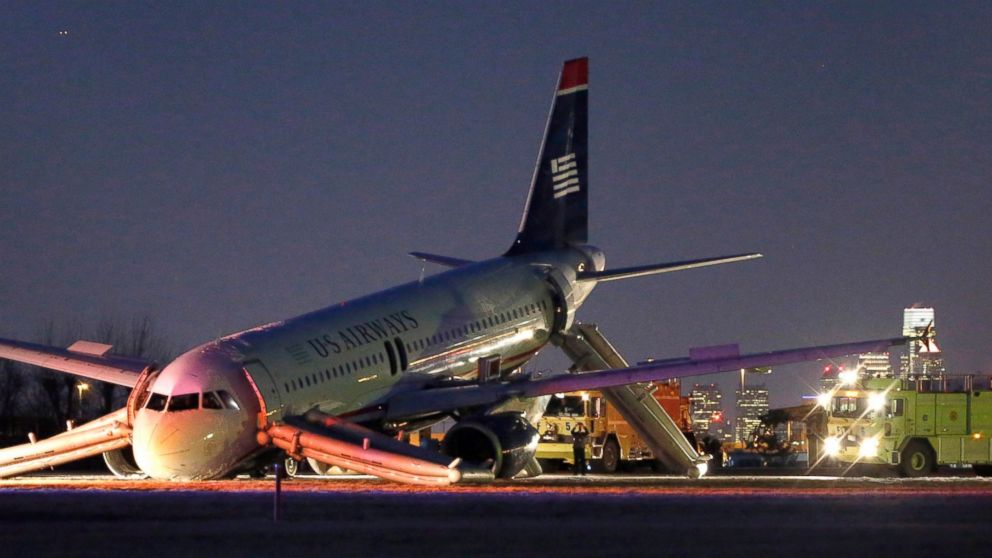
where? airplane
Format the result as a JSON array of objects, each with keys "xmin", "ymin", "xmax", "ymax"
[{"xmin": 0, "ymin": 58, "xmax": 910, "ymax": 485}]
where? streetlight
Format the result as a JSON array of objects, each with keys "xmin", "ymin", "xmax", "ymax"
[{"xmin": 76, "ymin": 382, "xmax": 89, "ymax": 419}]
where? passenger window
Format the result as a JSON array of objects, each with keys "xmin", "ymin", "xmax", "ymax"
[
  {"xmin": 169, "ymin": 393, "xmax": 200, "ymax": 412},
  {"xmin": 145, "ymin": 393, "xmax": 168, "ymax": 411},
  {"xmin": 202, "ymin": 391, "xmax": 224, "ymax": 410},
  {"xmin": 217, "ymin": 390, "xmax": 241, "ymax": 410}
]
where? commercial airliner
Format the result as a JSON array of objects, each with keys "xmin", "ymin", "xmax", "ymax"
[{"xmin": 0, "ymin": 58, "xmax": 908, "ymax": 484}]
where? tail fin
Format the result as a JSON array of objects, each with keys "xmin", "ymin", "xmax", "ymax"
[{"xmin": 506, "ymin": 57, "xmax": 589, "ymax": 256}]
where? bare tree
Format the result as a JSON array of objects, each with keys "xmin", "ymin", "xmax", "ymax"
[
  {"xmin": 0, "ymin": 359, "xmax": 26, "ymax": 421},
  {"xmin": 92, "ymin": 315, "xmax": 173, "ymax": 413}
]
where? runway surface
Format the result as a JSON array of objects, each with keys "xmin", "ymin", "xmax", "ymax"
[{"xmin": 3, "ymin": 473, "xmax": 991, "ymax": 557}]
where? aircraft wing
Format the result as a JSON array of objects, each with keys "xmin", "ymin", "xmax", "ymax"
[
  {"xmin": 0, "ymin": 337, "xmax": 149, "ymax": 388},
  {"xmin": 384, "ymin": 335, "xmax": 909, "ymax": 420}
]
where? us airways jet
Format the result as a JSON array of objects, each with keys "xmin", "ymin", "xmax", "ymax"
[{"xmin": 0, "ymin": 58, "xmax": 909, "ymax": 485}]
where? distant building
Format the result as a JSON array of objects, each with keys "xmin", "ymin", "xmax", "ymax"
[
  {"xmin": 735, "ymin": 384, "xmax": 769, "ymax": 445},
  {"xmin": 858, "ymin": 352, "xmax": 892, "ymax": 378},
  {"xmin": 899, "ymin": 307, "xmax": 945, "ymax": 380},
  {"xmin": 689, "ymin": 383, "xmax": 725, "ymax": 439}
]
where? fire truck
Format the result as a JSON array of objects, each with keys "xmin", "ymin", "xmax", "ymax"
[
  {"xmin": 821, "ymin": 375, "xmax": 992, "ymax": 477},
  {"xmin": 535, "ymin": 379, "xmax": 692, "ymax": 473}
]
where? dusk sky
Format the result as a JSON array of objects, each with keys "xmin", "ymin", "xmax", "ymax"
[{"xmin": 2, "ymin": 3, "xmax": 990, "ymax": 411}]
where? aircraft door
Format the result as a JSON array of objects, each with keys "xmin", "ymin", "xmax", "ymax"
[{"xmin": 243, "ymin": 359, "xmax": 284, "ymax": 417}]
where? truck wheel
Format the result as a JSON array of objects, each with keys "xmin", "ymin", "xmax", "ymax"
[
  {"xmin": 973, "ymin": 465, "xmax": 992, "ymax": 477},
  {"xmin": 594, "ymin": 438, "xmax": 620, "ymax": 473},
  {"xmin": 899, "ymin": 440, "xmax": 934, "ymax": 477}
]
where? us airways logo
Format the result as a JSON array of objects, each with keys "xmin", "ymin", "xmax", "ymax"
[{"xmin": 551, "ymin": 153, "xmax": 580, "ymax": 199}]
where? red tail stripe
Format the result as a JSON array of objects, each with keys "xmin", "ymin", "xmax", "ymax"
[{"xmin": 558, "ymin": 57, "xmax": 588, "ymax": 91}]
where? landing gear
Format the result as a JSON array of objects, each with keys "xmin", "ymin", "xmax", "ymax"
[
  {"xmin": 283, "ymin": 457, "xmax": 300, "ymax": 478},
  {"xmin": 307, "ymin": 457, "xmax": 332, "ymax": 476},
  {"xmin": 899, "ymin": 440, "xmax": 934, "ymax": 477}
]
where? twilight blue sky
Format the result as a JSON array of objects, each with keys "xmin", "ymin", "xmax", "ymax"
[{"xmin": 1, "ymin": 2, "xmax": 990, "ymax": 410}]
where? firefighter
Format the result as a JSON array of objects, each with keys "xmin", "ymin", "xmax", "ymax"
[{"xmin": 571, "ymin": 422, "xmax": 589, "ymax": 475}]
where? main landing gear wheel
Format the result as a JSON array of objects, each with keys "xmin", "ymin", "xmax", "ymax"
[{"xmin": 899, "ymin": 440, "xmax": 934, "ymax": 478}]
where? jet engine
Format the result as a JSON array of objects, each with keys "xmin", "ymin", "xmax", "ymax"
[
  {"xmin": 441, "ymin": 412, "xmax": 539, "ymax": 479},
  {"xmin": 102, "ymin": 447, "xmax": 147, "ymax": 479}
]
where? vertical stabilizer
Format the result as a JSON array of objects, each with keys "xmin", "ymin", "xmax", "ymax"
[{"xmin": 506, "ymin": 58, "xmax": 589, "ymax": 255}]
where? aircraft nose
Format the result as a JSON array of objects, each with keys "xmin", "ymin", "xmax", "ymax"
[
  {"xmin": 132, "ymin": 409, "xmax": 226, "ymax": 480},
  {"xmin": 132, "ymin": 390, "xmax": 258, "ymax": 480}
]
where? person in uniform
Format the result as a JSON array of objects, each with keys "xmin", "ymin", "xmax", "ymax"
[{"xmin": 571, "ymin": 422, "xmax": 590, "ymax": 475}]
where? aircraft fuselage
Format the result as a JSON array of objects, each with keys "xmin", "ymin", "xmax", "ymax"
[{"xmin": 131, "ymin": 246, "xmax": 602, "ymax": 479}]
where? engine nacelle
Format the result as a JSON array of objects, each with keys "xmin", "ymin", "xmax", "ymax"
[
  {"xmin": 441, "ymin": 412, "xmax": 539, "ymax": 479},
  {"xmin": 103, "ymin": 447, "xmax": 148, "ymax": 479}
]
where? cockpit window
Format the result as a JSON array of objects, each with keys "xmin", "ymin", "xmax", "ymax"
[
  {"xmin": 217, "ymin": 390, "xmax": 240, "ymax": 411},
  {"xmin": 202, "ymin": 391, "xmax": 224, "ymax": 410},
  {"xmin": 145, "ymin": 393, "xmax": 168, "ymax": 411},
  {"xmin": 168, "ymin": 393, "xmax": 200, "ymax": 412}
]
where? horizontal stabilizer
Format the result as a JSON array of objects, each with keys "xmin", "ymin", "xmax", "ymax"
[
  {"xmin": 408, "ymin": 252, "xmax": 475, "ymax": 268},
  {"xmin": 576, "ymin": 253, "xmax": 762, "ymax": 282}
]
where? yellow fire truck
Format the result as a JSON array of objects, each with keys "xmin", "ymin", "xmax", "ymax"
[
  {"xmin": 535, "ymin": 380, "xmax": 692, "ymax": 473},
  {"xmin": 821, "ymin": 375, "xmax": 992, "ymax": 476}
]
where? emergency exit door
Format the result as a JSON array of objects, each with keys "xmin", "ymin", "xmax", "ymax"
[{"xmin": 243, "ymin": 359, "xmax": 283, "ymax": 416}]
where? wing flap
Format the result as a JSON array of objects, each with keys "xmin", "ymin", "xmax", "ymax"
[{"xmin": 0, "ymin": 337, "xmax": 148, "ymax": 387}]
